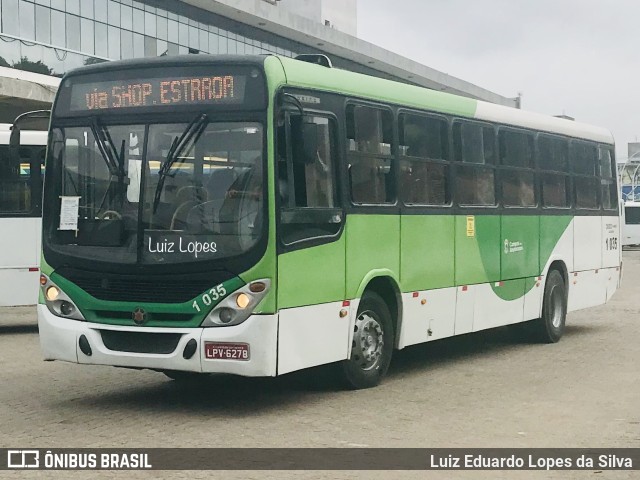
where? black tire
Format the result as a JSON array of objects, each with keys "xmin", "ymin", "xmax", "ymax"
[
  {"xmin": 532, "ymin": 269, "xmax": 567, "ymax": 343},
  {"xmin": 339, "ymin": 291, "xmax": 394, "ymax": 389}
]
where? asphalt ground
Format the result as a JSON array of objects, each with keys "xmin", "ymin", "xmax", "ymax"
[{"xmin": 0, "ymin": 252, "xmax": 638, "ymax": 480}]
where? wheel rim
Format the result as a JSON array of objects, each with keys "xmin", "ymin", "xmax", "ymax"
[
  {"xmin": 351, "ymin": 311, "xmax": 384, "ymax": 371},
  {"xmin": 549, "ymin": 285, "xmax": 564, "ymax": 328}
]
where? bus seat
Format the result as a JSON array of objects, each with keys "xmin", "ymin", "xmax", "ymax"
[
  {"xmin": 170, "ymin": 186, "xmax": 208, "ymax": 230},
  {"xmin": 349, "ymin": 161, "xmax": 386, "ymax": 204},
  {"xmin": 186, "ymin": 198, "xmax": 225, "ymax": 233},
  {"xmin": 206, "ymin": 168, "xmax": 236, "ymax": 200},
  {"xmin": 218, "ymin": 168, "xmax": 261, "ymax": 235}
]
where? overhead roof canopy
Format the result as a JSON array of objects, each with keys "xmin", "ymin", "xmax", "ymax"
[
  {"xmin": 0, "ymin": 67, "xmax": 59, "ymax": 124},
  {"xmin": 181, "ymin": 0, "xmax": 519, "ymax": 108}
]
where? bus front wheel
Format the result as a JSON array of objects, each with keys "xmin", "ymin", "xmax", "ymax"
[
  {"xmin": 533, "ymin": 269, "xmax": 567, "ymax": 343},
  {"xmin": 339, "ymin": 291, "xmax": 394, "ymax": 389}
]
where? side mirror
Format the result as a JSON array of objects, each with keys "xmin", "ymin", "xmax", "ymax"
[
  {"xmin": 296, "ymin": 120, "xmax": 318, "ymax": 165},
  {"xmin": 9, "ymin": 124, "xmax": 20, "ymax": 150},
  {"xmin": 9, "ymin": 125, "xmax": 21, "ymax": 165}
]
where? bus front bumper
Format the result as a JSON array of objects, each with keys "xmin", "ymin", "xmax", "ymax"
[{"xmin": 37, "ymin": 305, "xmax": 278, "ymax": 377}]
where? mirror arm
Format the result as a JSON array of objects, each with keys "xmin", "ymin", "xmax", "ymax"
[
  {"xmin": 12, "ymin": 109, "xmax": 52, "ymax": 126},
  {"xmin": 281, "ymin": 93, "xmax": 304, "ymax": 116},
  {"xmin": 10, "ymin": 109, "xmax": 52, "ymax": 152}
]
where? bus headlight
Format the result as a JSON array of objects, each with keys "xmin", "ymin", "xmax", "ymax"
[
  {"xmin": 201, "ymin": 279, "xmax": 270, "ymax": 327},
  {"xmin": 45, "ymin": 286, "xmax": 60, "ymax": 301},
  {"xmin": 40, "ymin": 274, "xmax": 85, "ymax": 321},
  {"xmin": 235, "ymin": 293, "xmax": 250, "ymax": 309}
]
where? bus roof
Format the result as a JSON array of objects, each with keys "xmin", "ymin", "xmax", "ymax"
[
  {"xmin": 0, "ymin": 124, "xmax": 47, "ymax": 146},
  {"xmin": 60, "ymin": 54, "xmax": 614, "ymax": 145},
  {"xmin": 275, "ymin": 56, "xmax": 614, "ymax": 145},
  {"xmin": 61, "ymin": 54, "xmax": 266, "ymax": 79}
]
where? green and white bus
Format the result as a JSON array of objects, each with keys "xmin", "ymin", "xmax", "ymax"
[{"xmin": 34, "ymin": 55, "xmax": 621, "ymax": 388}]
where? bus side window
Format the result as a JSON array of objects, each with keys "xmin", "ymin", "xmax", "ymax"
[
  {"xmin": 399, "ymin": 113, "xmax": 449, "ymax": 205},
  {"xmin": 289, "ymin": 115, "xmax": 336, "ymax": 208},
  {"xmin": 279, "ymin": 114, "xmax": 341, "ymax": 246},
  {"xmin": 453, "ymin": 121, "xmax": 496, "ymax": 206},
  {"xmin": 276, "ymin": 114, "xmax": 290, "ymax": 206},
  {"xmin": 599, "ymin": 147, "xmax": 618, "ymax": 210},
  {"xmin": 499, "ymin": 129, "xmax": 536, "ymax": 207},
  {"xmin": 538, "ymin": 135, "xmax": 570, "ymax": 208},
  {"xmin": 572, "ymin": 142, "xmax": 599, "ymax": 209},
  {"xmin": 346, "ymin": 105, "xmax": 394, "ymax": 204},
  {"xmin": 625, "ymin": 205, "xmax": 640, "ymax": 225},
  {"xmin": 0, "ymin": 145, "xmax": 36, "ymax": 214}
]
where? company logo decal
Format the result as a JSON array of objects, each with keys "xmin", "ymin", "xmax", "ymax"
[
  {"xmin": 504, "ymin": 239, "xmax": 524, "ymax": 254},
  {"xmin": 132, "ymin": 307, "xmax": 148, "ymax": 325}
]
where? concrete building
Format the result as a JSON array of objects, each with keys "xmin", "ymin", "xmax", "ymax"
[
  {"xmin": 276, "ymin": 0, "xmax": 357, "ymax": 36},
  {"xmin": 0, "ymin": 0, "xmax": 517, "ymax": 122},
  {"xmin": 0, "ymin": 66, "xmax": 59, "ymax": 123}
]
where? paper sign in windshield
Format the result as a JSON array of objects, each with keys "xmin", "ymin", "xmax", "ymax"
[{"xmin": 59, "ymin": 196, "xmax": 80, "ymax": 231}]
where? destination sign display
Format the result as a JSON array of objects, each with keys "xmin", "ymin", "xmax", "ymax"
[{"xmin": 69, "ymin": 74, "xmax": 248, "ymax": 112}]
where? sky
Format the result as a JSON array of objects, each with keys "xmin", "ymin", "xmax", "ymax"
[{"xmin": 357, "ymin": 0, "xmax": 640, "ymax": 160}]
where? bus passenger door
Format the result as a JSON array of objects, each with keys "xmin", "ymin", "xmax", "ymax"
[{"xmin": 276, "ymin": 113, "xmax": 348, "ymax": 375}]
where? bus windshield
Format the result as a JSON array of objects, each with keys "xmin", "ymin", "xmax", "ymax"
[{"xmin": 49, "ymin": 121, "xmax": 264, "ymax": 265}]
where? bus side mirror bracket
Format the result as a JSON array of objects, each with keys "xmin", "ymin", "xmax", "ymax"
[
  {"xmin": 9, "ymin": 110, "xmax": 52, "ymax": 160},
  {"xmin": 9, "ymin": 124, "xmax": 20, "ymax": 150}
]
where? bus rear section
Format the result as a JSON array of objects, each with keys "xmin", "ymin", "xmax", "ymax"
[{"xmin": 0, "ymin": 125, "xmax": 46, "ymax": 306}]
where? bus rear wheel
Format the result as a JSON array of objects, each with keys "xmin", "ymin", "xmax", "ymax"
[
  {"xmin": 339, "ymin": 291, "xmax": 394, "ymax": 389},
  {"xmin": 532, "ymin": 269, "xmax": 567, "ymax": 343}
]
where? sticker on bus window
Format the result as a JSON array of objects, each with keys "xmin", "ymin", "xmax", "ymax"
[{"xmin": 59, "ymin": 196, "xmax": 81, "ymax": 231}]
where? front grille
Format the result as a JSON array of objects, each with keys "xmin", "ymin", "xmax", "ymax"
[
  {"xmin": 56, "ymin": 267, "xmax": 231, "ymax": 303},
  {"xmin": 100, "ymin": 330, "xmax": 182, "ymax": 354},
  {"xmin": 95, "ymin": 311, "xmax": 194, "ymax": 322}
]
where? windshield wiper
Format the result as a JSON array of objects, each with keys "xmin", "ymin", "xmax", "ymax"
[
  {"xmin": 90, "ymin": 120, "xmax": 129, "ymax": 215},
  {"xmin": 90, "ymin": 120, "xmax": 126, "ymax": 180},
  {"xmin": 152, "ymin": 113, "xmax": 209, "ymax": 214}
]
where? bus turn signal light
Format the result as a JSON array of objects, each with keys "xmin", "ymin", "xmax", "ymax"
[
  {"xmin": 40, "ymin": 274, "xmax": 47, "ymax": 286},
  {"xmin": 249, "ymin": 282, "xmax": 266, "ymax": 293}
]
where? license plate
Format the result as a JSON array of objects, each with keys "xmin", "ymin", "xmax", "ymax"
[{"xmin": 204, "ymin": 342, "xmax": 250, "ymax": 361}]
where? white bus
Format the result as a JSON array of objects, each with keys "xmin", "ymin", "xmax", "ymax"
[
  {"xmin": 0, "ymin": 124, "xmax": 47, "ymax": 306},
  {"xmin": 623, "ymin": 201, "xmax": 640, "ymax": 247}
]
